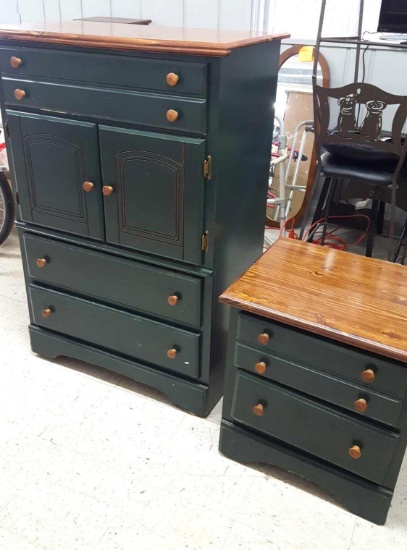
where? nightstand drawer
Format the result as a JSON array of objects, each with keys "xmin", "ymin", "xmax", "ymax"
[
  {"xmin": 237, "ymin": 313, "xmax": 407, "ymax": 399},
  {"xmin": 29, "ymin": 284, "xmax": 200, "ymax": 379},
  {"xmin": 231, "ymin": 371, "xmax": 399, "ymax": 485},
  {"xmin": 23, "ymin": 233, "xmax": 203, "ymax": 328},
  {"xmin": 235, "ymin": 343, "xmax": 402, "ymax": 427},
  {"xmin": 0, "ymin": 47, "xmax": 208, "ymax": 96},
  {"xmin": 3, "ymin": 79, "xmax": 207, "ymax": 134}
]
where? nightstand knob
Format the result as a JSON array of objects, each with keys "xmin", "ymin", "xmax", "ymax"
[
  {"xmin": 14, "ymin": 88, "xmax": 26, "ymax": 100},
  {"xmin": 36, "ymin": 258, "xmax": 47, "ymax": 268},
  {"xmin": 255, "ymin": 361, "xmax": 267, "ymax": 374},
  {"xmin": 42, "ymin": 308, "xmax": 52, "ymax": 318},
  {"xmin": 168, "ymin": 295, "xmax": 179, "ymax": 306},
  {"xmin": 362, "ymin": 369, "xmax": 375, "ymax": 383},
  {"xmin": 258, "ymin": 333, "xmax": 270, "ymax": 346},
  {"xmin": 252, "ymin": 403, "xmax": 264, "ymax": 417},
  {"xmin": 167, "ymin": 348, "xmax": 178, "ymax": 359},
  {"xmin": 166, "ymin": 72, "xmax": 179, "ymax": 86},
  {"xmin": 166, "ymin": 109, "xmax": 179, "ymax": 123},
  {"xmin": 349, "ymin": 445, "xmax": 362, "ymax": 460},
  {"xmin": 10, "ymin": 56, "xmax": 22, "ymax": 68},
  {"xmin": 83, "ymin": 181, "xmax": 94, "ymax": 192},
  {"xmin": 102, "ymin": 185, "xmax": 114, "ymax": 197},
  {"xmin": 354, "ymin": 398, "xmax": 368, "ymax": 413}
]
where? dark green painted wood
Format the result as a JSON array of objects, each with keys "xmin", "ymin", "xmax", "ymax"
[
  {"xmin": 219, "ymin": 420, "xmax": 393, "ymax": 525},
  {"xmin": 100, "ymin": 125, "xmax": 206, "ymax": 264},
  {"xmin": 7, "ymin": 111, "xmax": 104, "ymax": 239},
  {"xmin": 1, "ymin": 39, "xmax": 284, "ymax": 416},
  {"xmin": 18, "ymin": 223, "xmax": 211, "ymax": 277},
  {"xmin": 237, "ymin": 312, "xmax": 407, "ymax": 399},
  {"xmin": 29, "ymin": 284, "xmax": 201, "ymax": 379},
  {"xmin": 0, "ymin": 46, "xmax": 208, "ymax": 96},
  {"xmin": 231, "ymin": 370, "xmax": 399, "ymax": 485},
  {"xmin": 3, "ymin": 78, "xmax": 207, "ymax": 134},
  {"xmin": 29, "ymin": 325, "xmax": 210, "ymax": 416},
  {"xmin": 235, "ymin": 343, "xmax": 403, "ymax": 428},
  {"xmin": 23, "ymin": 232, "xmax": 203, "ymax": 328}
]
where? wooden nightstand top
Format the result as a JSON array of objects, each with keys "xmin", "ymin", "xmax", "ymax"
[
  {"xmin": 220, "ymin": 239, "xmax": 407, "ymax": 363},
  {"xmin": 0, "ymin": 22, "xmax": 289, "ymax": 57}
]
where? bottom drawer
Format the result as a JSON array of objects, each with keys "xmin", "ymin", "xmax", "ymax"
[
  {"xmin": 29, "ymin": 284, "xmax": 200, "ymax": 379},
  {"xmin": 231, "ymin": 371, "xmax": 399, "ymax": 484}
]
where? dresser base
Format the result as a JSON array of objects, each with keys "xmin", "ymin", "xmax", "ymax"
[
  {"xmin": 29, "ymin": 325, "xmax": 213, "ymax": 417},
  {"xmin": 219, "ymin": 420, "xmax": 393, "ymax": 525}
]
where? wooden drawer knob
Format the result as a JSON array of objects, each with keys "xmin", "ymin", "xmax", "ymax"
[
  {"xmin": 258, "ymin": 333, "xmax": 270, "ymax": 346},
  {"xmin": 83, "ymin": 181, "xmax": 94, "ymax": 192},
  {"xmin": 255, "ymin": 361, "xmax": 267, "ymax": 374},
  {"xmin": 349, "ymin": 445, "xmax": 362, "ymax": 460},
  {"xmin": 36, "ymin": 258, "xmax": 47, "ymax": 268},
  {"xmin": 166, "ymin": 72, "xmax": 179, "ymax": 86},
  {"xmin": 14, "ymin": 89, "xmax": 26, "ymax": 100},
  {"xmin": 362, "ymin": 369, "xmax": 375, "ymax": 383},
  {"xmin": 354, "ymin": 398, "xmax": 368, "ymax": 413},
  {"xmin": 166, "ymin": 109, "xmax": 179, "ymax": 123},
  {"xmin": 102, "ymin": 185, "xmax": 113, "ymax": 196},
  {"xmin": 167, "ymin": 348, "xmax": 177, "ymax": 359},
  {"xmin": 42, "ymin": 308, "xmax": 52, "ymax": 318},
  {"xmin": 168, "ymin": 295, "xmax": 179, "ymax": 306},
  {"xmin": 10, "ymin": 56, "xmax": 22, "ymax": 68},
  {"xmin": 253, "ymin": 403, "xmax": 264, "ymax": 417}
]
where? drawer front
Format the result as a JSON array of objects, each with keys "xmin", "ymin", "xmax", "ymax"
[
  {"xmin": 29, "ymin": 285, "xmax": 200, "ymax": 379},
  {"xmin": 235, "ymin": 343, "xmax": 403, "ymax": 427},
  {"xmin": 0, "ymin": 47, "xmax": 208, "ymax": 96},
  {"xmin": 237, "ymin": 313, "xmax": 407, "ymax": 399},
  {"xmin": 232, "ymin": 371, "xmax": 399, "ymax": 484},
  {"xmin": 4, "ymin": 79, "xmax": 207, "ymax": 134},
  {"xmin": 23, "ymin": 233, "xmax": 203, "ymax": 328}
]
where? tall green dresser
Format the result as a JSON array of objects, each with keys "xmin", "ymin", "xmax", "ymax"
[{"xmin": 0, "ymin": 22, "xmax": 287, "ymax": 415}]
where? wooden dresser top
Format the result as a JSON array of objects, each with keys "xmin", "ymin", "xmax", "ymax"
[
  {"xmin": 220, "ymin": 239, "xmax": 407, "ymax": 363},
  {"xmin": 0, "ymin": 22, "xmax": 289, "ymax": 57}
]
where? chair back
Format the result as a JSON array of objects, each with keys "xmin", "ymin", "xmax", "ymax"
[{"xmin": 313, "ymin": 82, "xmax": 407, "ymax": 174}]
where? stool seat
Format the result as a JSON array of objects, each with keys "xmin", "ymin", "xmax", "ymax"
[{"xmin": 320, "ymin": 151, "xmax": 407, "ymax": 186}]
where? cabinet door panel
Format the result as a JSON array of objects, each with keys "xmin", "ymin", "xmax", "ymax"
[
  {"xmin": 7, "ymin": 111, "xmax": 104, "ymax": 240},
  {"xmin": 100, "ymin": 125, "xmax": 205, "ymax": 265}
]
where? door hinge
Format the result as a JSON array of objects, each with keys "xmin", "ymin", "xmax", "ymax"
[
  {"xmin": 15, "ymin": 191, "xmax": 19, "ymax": 205},
  {"xmin": 4, "ymin": 122, "xmax": 9, "ymax": 138},
  {"xmin": 203, "ymin": 155, "xmax": 212, "ymax": 180},
  {"xmin": 201, "ymin": 230, "xmax": 209, "ymax": 252}
]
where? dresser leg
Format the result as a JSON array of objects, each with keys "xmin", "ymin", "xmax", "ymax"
[{"xmin": 219, "ymin": 421, "xmax": 393, "ymax": 525}]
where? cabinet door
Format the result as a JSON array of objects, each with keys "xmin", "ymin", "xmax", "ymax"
[
  {"xmin": 7, "ymin": 111, "xmax": 104, "ymax": 240},
  {"xmin": 99, "ymin": 126, "xmax": 206, "ymax": 265}
]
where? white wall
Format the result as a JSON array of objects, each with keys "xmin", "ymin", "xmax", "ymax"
[{"xmin": 0, "ymin": 0, "xmax": 262, "ymax": 31}]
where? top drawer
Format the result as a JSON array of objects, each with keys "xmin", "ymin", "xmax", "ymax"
[
  {"xmin": 237, "ymin": 312, "xmax": 407, "ymax": 399},
  {"xmin": 0, "ymin": 47, "xmax": 207, "ymax": 97}
]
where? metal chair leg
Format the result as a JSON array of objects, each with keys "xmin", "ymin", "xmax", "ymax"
[
  {"xmin": 376, "ymin": 201, "xmax": 385, "ymax": 235},
  {"xmin": 388, "ymin": 179, "xmax": 397, "ymax": 261},
  {"xmin": 365, "ymin": 199, "xmax": 379, "ymax": 258},
  {"xmin": 392, "ymin": 218, "xmax": 407, "ymax": 262},
  {"xmin": 320, "ymin": 178, "xmax": 337, "ymax": 246},
  {"xmin": 299, "ymin": 165, "xmax": 322, "ymax": 240}
]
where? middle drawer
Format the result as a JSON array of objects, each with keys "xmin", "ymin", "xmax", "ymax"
[
  {"xmin": 29, "ymin": 284, "xmax": 201, "ymax": 379},
  {"xmin": 235, "ymin": 343, "xmax": 402, "ymax": 427},
  {"xmin": 23, "ymin": 233, "xmax": 203, "ymax": 328}
]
